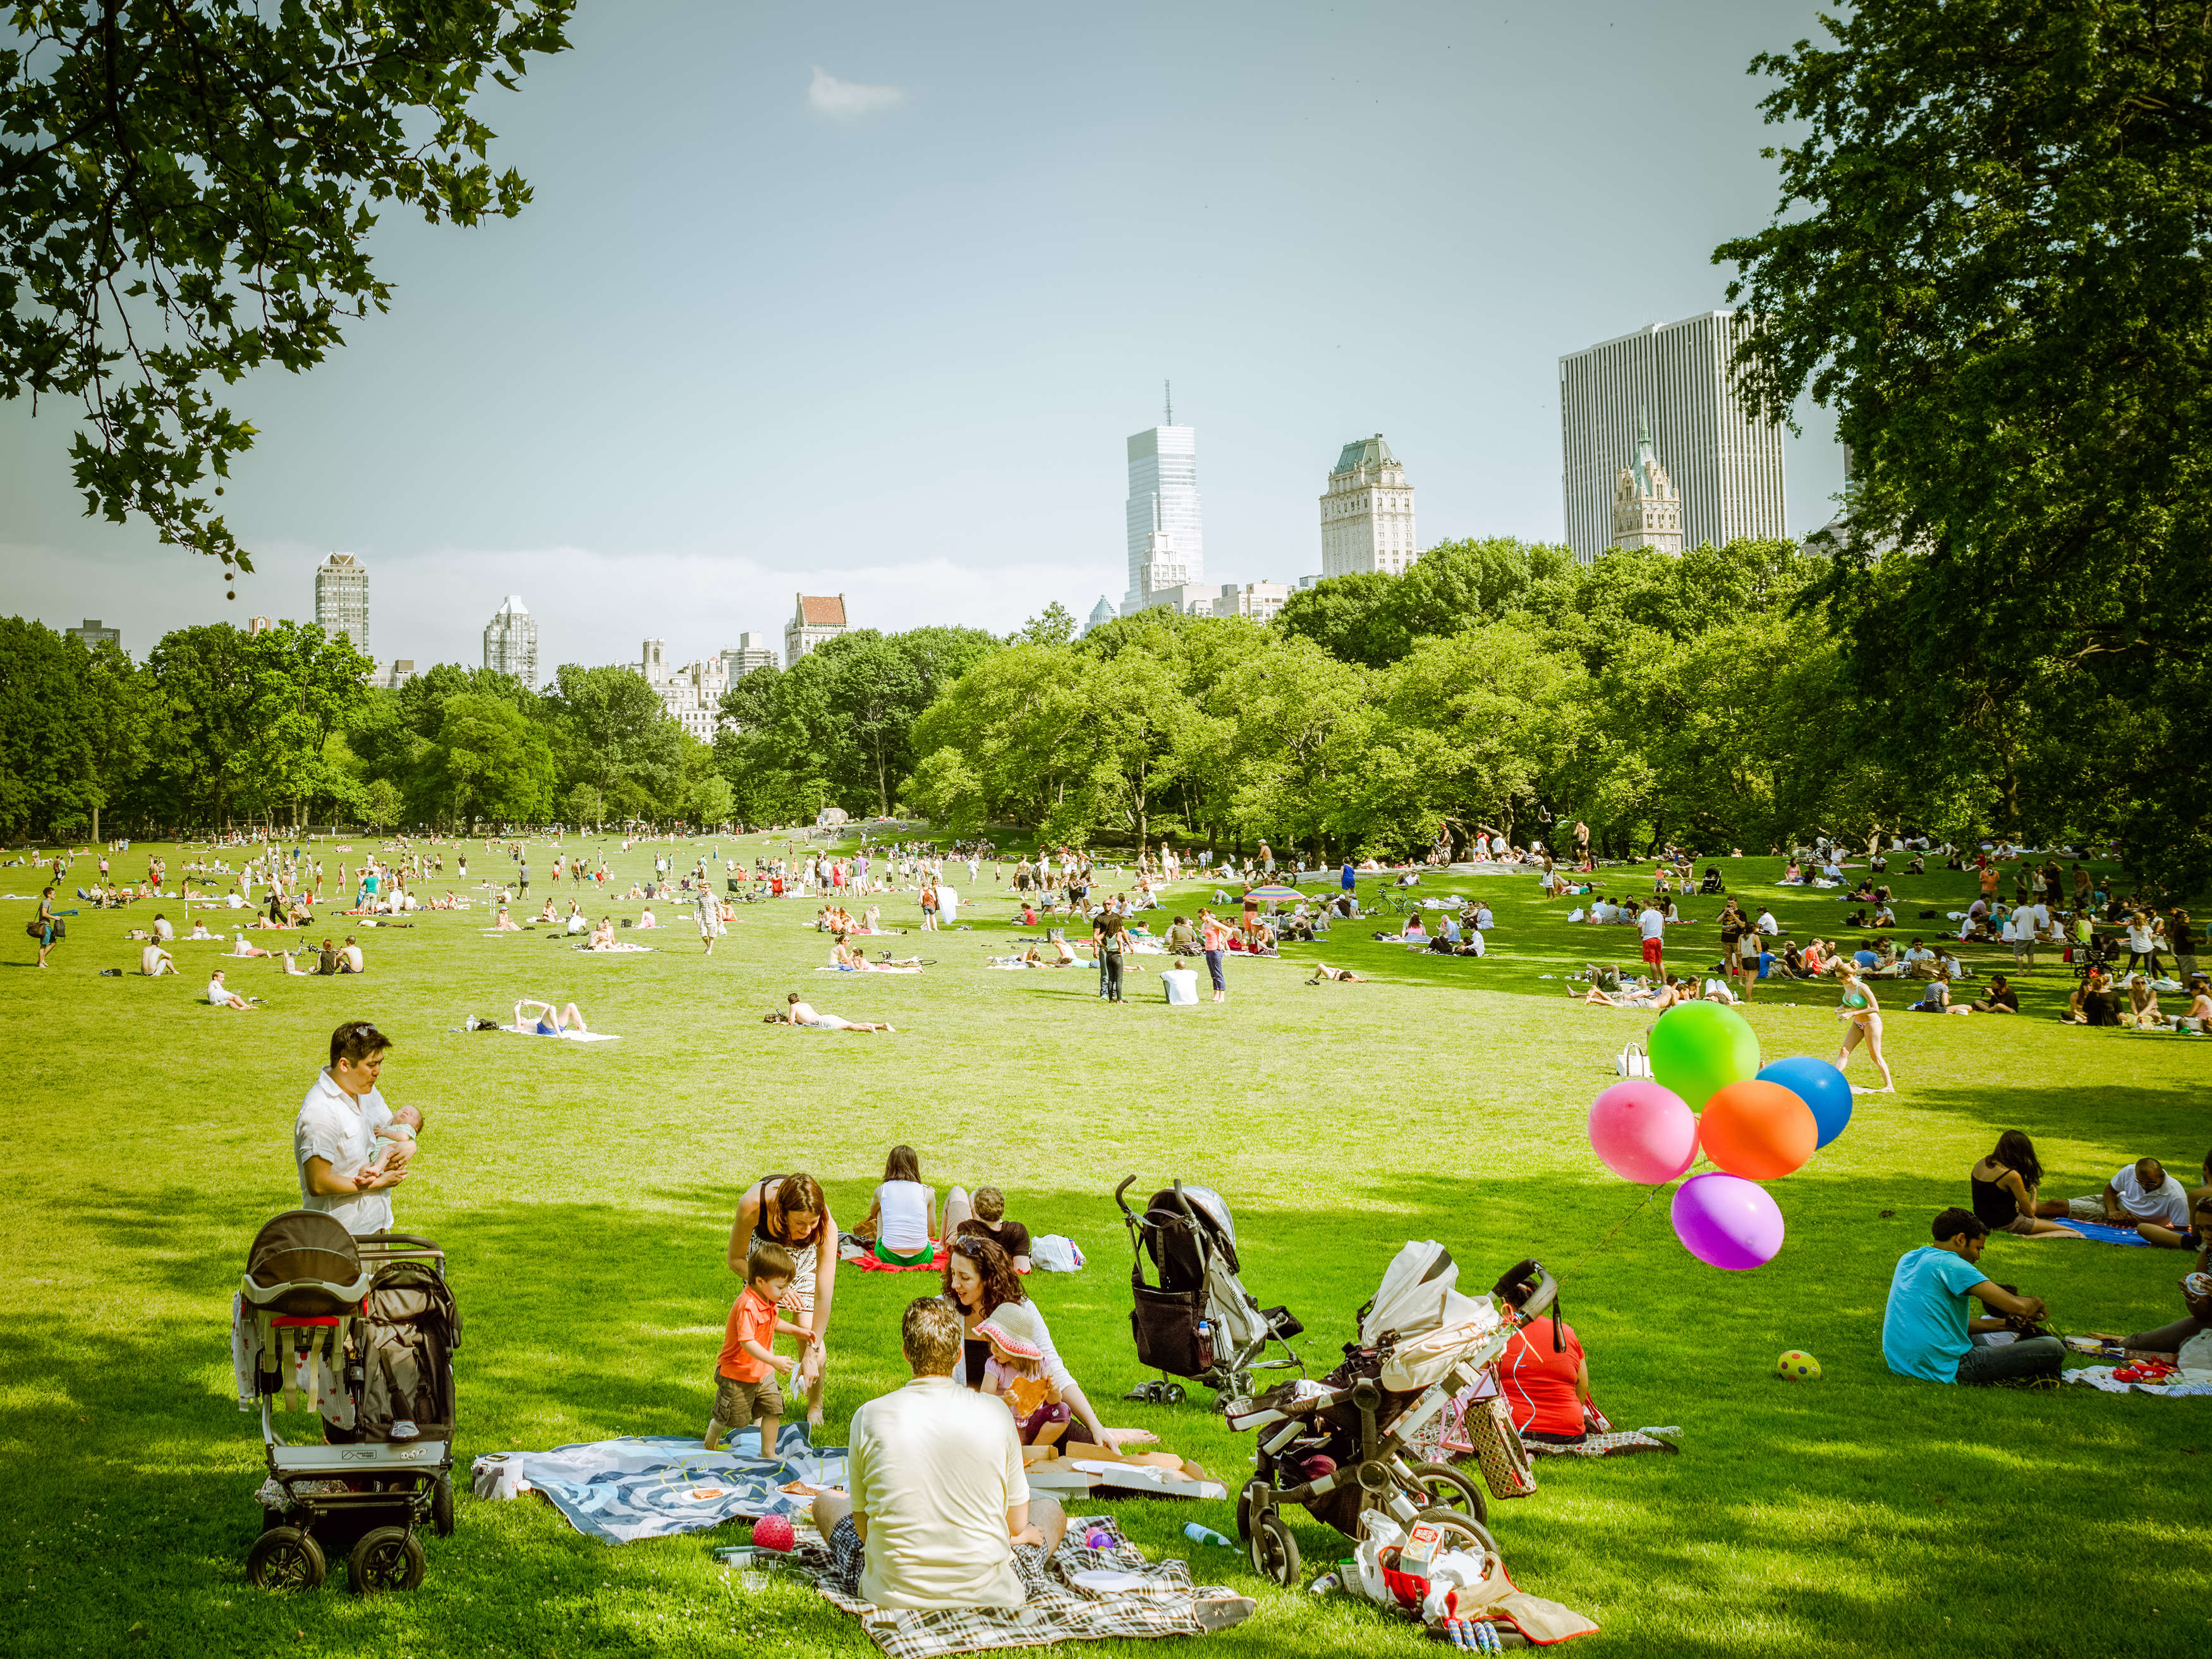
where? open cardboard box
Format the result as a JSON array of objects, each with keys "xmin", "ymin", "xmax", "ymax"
[{"xmin": 1023, "ymin": 1442, "xmax": 1226, "ymax": 1501}]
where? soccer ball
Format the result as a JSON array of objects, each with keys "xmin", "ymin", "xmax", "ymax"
[
  {"xmin": 1775, "ymin": 1349, "xmax": 1821, "ymax": 1381},
  {"xmin": 751, "ymin": 1513, "xmax": 796, "ymax": 1552}
]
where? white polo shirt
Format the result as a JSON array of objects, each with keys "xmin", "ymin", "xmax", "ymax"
[
  {"xmin": 849, "ymin": 1376, "xmax": 1029, "ymax": 1610},
  {"xmin": 295, "ymin": 1068, "xmax": 396, "ymax": 1235},
  {"xmin": 1638, "ymin": 909, "xmax": 1665, "ymax": 941}
]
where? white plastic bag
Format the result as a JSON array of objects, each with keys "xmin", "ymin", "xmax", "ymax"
[
  {"xmin": 1030, "ymin": 1234, "xmax": 1086, "ymax": 1273},
  {"xmin": 1616, "ymin": 1042, "xmax": 1651, "ymax": 1079}
]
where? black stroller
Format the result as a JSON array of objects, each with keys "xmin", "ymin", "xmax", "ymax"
[
  {"xmin": 1115, "ymin": 1177, "xmax": 1304, "ymax": 1409},
  {"xmin": 233, "ymin": 1212, "xmax": 461, "ymax": 1593}
]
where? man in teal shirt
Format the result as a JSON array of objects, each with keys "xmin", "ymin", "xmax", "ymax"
[{"xmin": 1883, "ymin": 1210, "xmax": 2064, "ymax": 1383}]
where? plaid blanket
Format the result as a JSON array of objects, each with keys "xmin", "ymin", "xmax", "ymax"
[
  {"xmin": 1526, "ymin": 1427, "xmax": 1682, "ymax": 1458},
  {"xmin": 789, "ymin": 1516, "xmax": 1231, "ymax": 1659}
]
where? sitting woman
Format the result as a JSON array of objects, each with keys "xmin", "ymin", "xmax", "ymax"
[
  {"xmin": 853, "ymin": 1143, "xmax": 937, "ymax": 1265},
  {"xmin": 1401, "ymin": 915, "xmax": 1427, "ymax": 942},
  {"xmin": 635, "ymin": 906, "xmax": 660, "ymax": 929},
  {"xmin": 2122, "ymin": 975, "xmax": 2165, "ymax": 1029},
  {"xmin": 1780, "ymin": 860, "xmax": 1806, "ymax": 885},
  {"xmin": 2178, "ymin": 975, "xmax": 2212, "ymax": 1034},
  {"xmin": 1492, "ymin": 1261, "xmax": 1601, "ymax": 1445},
  {"xmin": 536, "ymin": 897, "xmax": 559, "ymax": 923},
  {"xmin": 2066, "ymin": 967, "xmax": 2122, "ymax": 1026},
  {"xmin": 586, "ymin": 915, "xmax": 617, "ymax": 949},
  {"xmin": 1969, "ymin": 1131, "xmax": 2078, "ymax": 1236},
  {"xmin": 513, "ymin": 998, "xmax": 588, "ymax": 1035},
  {"xmin": 945, "ymin": 1235, "xmax": 1133, "ymax": 1451},
  {"xmin": 493, "ymin": 904, "xmax": 521, "ymax": 932}
]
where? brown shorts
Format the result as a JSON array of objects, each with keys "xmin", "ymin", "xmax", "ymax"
[
  {"xmin": 712, "ymin": 1370, "xmax": 784, "ymax": 1428},
  {"xmin": 1999, "ymin": 1213, "xmax": 2038, "ymax": 1236}
]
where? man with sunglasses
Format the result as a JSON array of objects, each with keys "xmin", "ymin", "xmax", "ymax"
[{"xmin": 295, "ymin": 1021, "xmax": 417, "ymax": 1236}]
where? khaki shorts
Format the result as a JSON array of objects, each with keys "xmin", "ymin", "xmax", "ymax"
[
  {"xmin": 1998, "ymin": 1213, "xmax": 2038, "ymax": 1236},
  {"xmin": 712, "ymin": 1370, "xmax": 784, "ymax": 1429}
]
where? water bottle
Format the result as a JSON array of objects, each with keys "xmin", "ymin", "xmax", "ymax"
[
  {"xmin": 1182, "ymin": 1522, "xmax": 1232, "ymax": 1548},
  {"xmin": 1196, "ymin": 1317, "xmax": 1212, "ymax": 1364}
]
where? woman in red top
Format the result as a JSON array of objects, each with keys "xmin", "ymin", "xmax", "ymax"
[{"xmin": 1494, "ymin": 1274, "xmax": 1595, "ymax": 1444}]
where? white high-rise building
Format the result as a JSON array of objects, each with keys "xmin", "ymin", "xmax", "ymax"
[
  {"xmin": 315, "ymin": 553, "xmax": 369, "ymax": 654},
  {"xmin": 1318, "ymin": 435, "xmax": 1417, "ymax": 577},
  {"xmin": 1559, "ymin": 310, "xmax": 1788, "ymax": 564},
  {"xmin": 724, "ymin": 632, "xmax": 777, "ymax": 677},
  {"xmin": 483, "ymin": 595, "xmax": 538, "ymax": 689},
  {"xmin": 1123, "ymin": 389, "xmax": 1201, "ymax": 612}
]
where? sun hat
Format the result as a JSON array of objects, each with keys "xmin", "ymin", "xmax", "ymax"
[{"xmin": 976, "ymin": 1319, "xmax": 1042, "ymax": 1363}]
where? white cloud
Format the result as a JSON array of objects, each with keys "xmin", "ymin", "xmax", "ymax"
[{"xmin": 808, "ymin": 66, "xmax": 906, "ymax": 120}]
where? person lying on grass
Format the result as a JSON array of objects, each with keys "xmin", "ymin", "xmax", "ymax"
[
  {"xmin": 772, "ymin": 991, "xmax": 893, "ymax": 1032},
  {"xmin": 1308, "ymin": 963, "xmax": 1368, "ymax": 983},
  {"xmin": 513, "ymin": 999, "xmax": 588, "ymax": 1035},
  {"xmin": 1581, "ymin": 975, "xmax": 1678, "ymax": 1009},
  {"xmin": 1881, "ymin": 1208, "xmax": 2063, "ymax": 1385}
]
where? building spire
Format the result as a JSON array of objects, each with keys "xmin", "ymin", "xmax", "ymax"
[{"xmin": 1164, "ymin": 379, "xmax": 1173, "ymax": 427}]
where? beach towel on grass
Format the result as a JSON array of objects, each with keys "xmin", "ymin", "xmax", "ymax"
[
  {"xmin": 844, "ymin": 1244, "xmax": 950, "ymax": 1273},
  {"xmin": 818, "ymin": 964, "xmax": 923, "ymax": 975},
  {"xmin": 1524, "ymin": 1427, "xmax": 1682, "ymax": 1458},
  {"xmin": 470, "ymin": 1426, "xmax": 842, "ymax": 1544},
  {"xmin": 497, "ymin": 1026, "xmax": 622, "ymax": 1042},
  {"xmin": 2053, "ymin": 1215, "xmax": 2153, "ymax": 1248},
  {"xmin": 790, "ymin": 1516, "xmax": 1227, "ymax": 1659}
]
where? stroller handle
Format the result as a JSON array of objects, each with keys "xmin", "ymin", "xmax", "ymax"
[
  {"xmin": 1114, "ymin": 1176, "xmax": 1138, "ymax": 1218},
  {"xmin": 1516, "ymin": 1267, "xmax": 1560, "ymax": 1322}
]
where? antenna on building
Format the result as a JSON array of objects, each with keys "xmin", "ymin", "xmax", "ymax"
[{"xmin": 1164, "ymin": 380, "xmax": 1172, "ymax": 427}]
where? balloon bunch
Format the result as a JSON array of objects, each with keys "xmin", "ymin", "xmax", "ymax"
[{"xmin": 1585, "ymin": 1004, "xmax": 1853, "ymax": 1270}]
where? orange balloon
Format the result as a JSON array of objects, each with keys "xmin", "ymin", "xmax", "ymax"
[{"xmin": 1697, "ymin": 1080, "xmax": 1817, "ymax": 1181}]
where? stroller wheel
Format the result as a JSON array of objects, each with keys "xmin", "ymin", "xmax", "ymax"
[
  {"xmin": 431, "ymin": 1474, "xmax": 456, "ymax": 1538},
  {"xmin": 348, "ymin": 1526, "xmax": 427, "ymax": 1595},
  {"xmin": 1248, "ymin": 1509, "xmax": 1301, "ymax": 1588},
  {"xmin": 1161, "ymin": 1383, "xmax": 1186, "ymax": 1406},
  {"xmin": 1409, "ymin": 1461, "xmax": 1490, "ymax": 1528},
  {"xmin": 246, "ymin": 1526, "xmax": 326, "ymax": 1592},
  {"xmin": 1413, "ymin": 1507, "xmax": 1498, "ymax": 1562}
]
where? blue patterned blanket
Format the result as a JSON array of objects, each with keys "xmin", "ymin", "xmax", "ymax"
[{"xmin": 483, "ymin": 1426, "xmax": 846, "ymax": 1545}]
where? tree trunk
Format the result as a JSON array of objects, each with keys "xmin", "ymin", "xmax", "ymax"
[{"xmin": 90, "ymin": 804, "xmax": 100, "ymax": 842}]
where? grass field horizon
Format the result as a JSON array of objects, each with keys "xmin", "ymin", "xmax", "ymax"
[{"xmin": 5, "ymin": 830, "xmax": 2208, "ymax": 1658}]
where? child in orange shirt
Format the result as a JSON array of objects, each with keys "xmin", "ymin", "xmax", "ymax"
[{"xmin": 705, "ymin": 1242, "xmax": 817, "ymax": 1453}]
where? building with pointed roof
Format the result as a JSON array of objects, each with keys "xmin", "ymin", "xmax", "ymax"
[
  {"xmin": 1083, "ymin": 597, "xmax": 1119, "ymax": 637},
  {"xmin": 786, "ymin": 593, "xmax": 849, "ymax": 665},
  {"xmin": 483, "ymin": 595, "xmax": 538, "ymax": 689},
  {"xmin": 1610, "ymin": 411, "xmax": 1683, "ymax": 553},
  {"xmin": 1319, "ymin": 435, "xmax": 1417, "ymax": 577},
  {"xmin": 1124, "ymin": 392, "xmax": 1202, "ymax": 612}
]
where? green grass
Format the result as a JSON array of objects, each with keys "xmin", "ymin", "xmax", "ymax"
[{"xmin": 4, "ymin": 835, "xmax": 2209, "ymax": 1658}]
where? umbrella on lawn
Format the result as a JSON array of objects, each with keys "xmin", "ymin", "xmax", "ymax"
[{"xmin": 1242, "ymin": 884, "xmax": 1303, "ymax": 902}]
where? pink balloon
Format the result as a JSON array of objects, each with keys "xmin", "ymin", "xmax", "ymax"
[
  {"xmin": 1587, "ymin": 1080, "xmax": 1699, "ymax": 1184},
  {"xmin": 1670, "ymin": 1173, "xmax": 1785, "ymax": 1270}
]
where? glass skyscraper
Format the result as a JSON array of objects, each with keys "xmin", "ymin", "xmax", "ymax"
[{"xmin": 1124, "ymin": 422, "xmax": 1201, "ymax": 611}]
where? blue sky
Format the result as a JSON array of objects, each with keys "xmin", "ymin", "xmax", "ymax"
[{"xmin": 3, "ymin": 0, "xmax": 1842, "ymax": 672}]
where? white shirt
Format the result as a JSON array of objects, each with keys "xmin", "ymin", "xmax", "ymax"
[
  {"xmin": 849, "ymin": 1376, "xmax": 1029, "ymax": 1610},
  {"xmin": 2109, "ymin": 1165, "xmax": 2189, "ymax": 1229},
  {"xmin": 874, "ymin": 1180, "xmax": 935, "ymax": 1254},
  {"xmin": 204, "ymin": 978, "xmax": 230, "ymax": 1005},
  {"xmin": 295, "ymin": 1069, "xmax": 396, "ymax": 1234},
  {"xmin": 1904, "ymin": 947, "xmax": 1935, "ymax": 966},
  {"xmin": 1637, "ymin": 909, "xmax": 1665, "ymax": 941},
  {"xmin": 1756, "ymin": 912, "xmax": 1778, "ymax": 935}
]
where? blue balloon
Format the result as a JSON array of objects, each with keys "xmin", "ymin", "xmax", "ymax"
[{"xmin": 1757, "ymin": 1056, "xmax": 1852, "ymax": 1149}]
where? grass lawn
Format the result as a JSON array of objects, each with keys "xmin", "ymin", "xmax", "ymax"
[{"xmin": 4, "ymin": 834, "xmax": 2209, "ymax": 1659}]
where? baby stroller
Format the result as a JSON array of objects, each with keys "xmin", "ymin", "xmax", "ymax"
[
  {"xmin": 1223, "ymin": 1243, "xmax": 1556, "ymax": 1587},
  {"xmin": 1115, "ymin": 1177, "xmax": 1305, "ymax": 1407},
  {"xmin": 233, "ymin": 1212, "xmax": 460, "ymax": 1593}
]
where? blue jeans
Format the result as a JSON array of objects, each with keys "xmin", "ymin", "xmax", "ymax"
[
  {"xmin": 1204, "ymin": 950, "xmax": 1225, "ymax": 992},
  {"xmin": 1955, "ymin": 1333, "xmax": 2063, "ymax": 1384}
]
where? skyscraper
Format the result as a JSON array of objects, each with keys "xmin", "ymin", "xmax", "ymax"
[
  {"xmin": 1559, "ymin": 310, "xmax": 1788, "ymax": 564},
  {"xmin": 66, "ymin": 619, "xmax": 121, "ymax": 651},
  {"xmin": 315, "ymin": 552, "xmax": 369, "ymax": 653},
  {"xmin": 1318, "ymin": 435, "xmax": 1417, "ymax": 577},
  {"xmin": 483, "ymin": 595, "xmax": 538, "ymax": 689},
  {"xmin": 723, "ymin": 632, "xmax": 778, "ymax": 677},
  {"xmin": 1123, "ymin": 386, "xmax": 1201, "ymax": 612}
]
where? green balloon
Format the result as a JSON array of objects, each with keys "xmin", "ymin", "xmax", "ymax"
[{"xmin": 1647, "ymin": 1002, "xmax": 1761, "ymax": 1114}]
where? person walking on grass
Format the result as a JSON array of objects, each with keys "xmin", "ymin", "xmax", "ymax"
[
  {"xmin": 35, "ymin": 885, "xmax": 59, "ymax": 968},
  {"xmin": 1834, "ymin": 961, "xmax": 1896, "ymax": 1092}
]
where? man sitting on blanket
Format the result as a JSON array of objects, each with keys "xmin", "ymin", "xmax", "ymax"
[{"xmin": 811, "ymin": 1296, "xmax": 1064, "ymax": 1608}]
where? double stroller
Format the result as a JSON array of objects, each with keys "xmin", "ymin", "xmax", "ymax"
[
  {"xmin": 1223, "ymin": 1242, "xmax": 1555, "ymax": 1586},
  {"xmin": 232, "ymin": 1212, "xmax": 461, "ymax": 1593},
  {"xmin": 1115, "ymin": 1177, "xmax": 1306, "ymax": 1407}
]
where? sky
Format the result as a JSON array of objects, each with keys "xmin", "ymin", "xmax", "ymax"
[{"xmin": 2, "ymin": 0, "xmax": 1843, "ymax": 674}]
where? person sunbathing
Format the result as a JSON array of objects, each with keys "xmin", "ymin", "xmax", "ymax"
[
  {"xmin": 586, "ymin": 916, "xmax": 617, "ymax": 949},
  {"xmin": 514, "ymin": 999, "xmax": 588, "ymax": 1035},
  {"xmin": 229, "ymin": 932, "xmax": 276, "ymax": 959},
  {"xmin": 1583, "ymin": 976, "xmax": 1679, "ymax": 1011},
  {"xmin": 777, "ymin": 991, "xmax": 893, "ymax": 1032},
  {"xmin": 494, "ymin": 905, "xmax": 521, "ymax": 932},
  {"xmin": 1306, "ymin": 963, "xmax": 1367, "ymax": 983},
  {"xmin": 205, "ymin": 970, "xmax": 258, "ymax": 1009}
]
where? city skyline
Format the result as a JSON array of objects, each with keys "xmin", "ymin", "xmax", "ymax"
[{"xmin": 3, "ymin": 1, "xmax": 1844, "ymax": 666}]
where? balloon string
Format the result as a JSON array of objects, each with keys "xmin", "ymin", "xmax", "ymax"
[{"xmin": 1552, "ymin": 1160, "xmax": 1710, "ymax": 1289}]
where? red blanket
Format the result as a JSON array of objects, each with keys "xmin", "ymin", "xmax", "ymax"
[{"xmin": 845, "ymin": 1244, "xmax": 948, "ymax": 1273}]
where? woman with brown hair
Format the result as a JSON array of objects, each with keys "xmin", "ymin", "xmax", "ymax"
[
  {"xmin": 942, "ymin": 1235, "xmax": 1133, "ymax": 1452},
  {"xmin": 730, "ymin": 1172, "xmax": 839, "ymax": 1426}
]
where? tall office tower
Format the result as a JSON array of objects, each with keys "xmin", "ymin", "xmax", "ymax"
[
  {"xmin": 67, "ymin": 619, "xmax": 122, "ymax": 650},
  {"xmin": 1559, "ymin": 310, "xmax": 1788, "ymax": 564},
  {"xmin": 1123, "ymin": 387, "xmax": 1201, "ymax": 612},
  {"xmin": 315, "ymin": 552, "xmax": 369, "ymax": 653},
  {"xmin": 1610, "ymin": 411, "xmax": 1683, "ymax": 553},
  {"xmin": 483, "ymin": 595, "xmax": 538, "ymax": 689},
  {"xmin": 786, "ymin": 593, "xmax": 848, "ymax": 664},
  {"xmin": 722, "ymin": 632, "xmax": 778, "ymax": 677},
  {"xmin": 1318, "ymin": 435, "xmax": 1417, "ymax": 577}
]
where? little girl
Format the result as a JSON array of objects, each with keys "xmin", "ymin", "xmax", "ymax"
[{"xmin": 976, "ymin": 1320, "xmax": 1069, "ymax": 1446}]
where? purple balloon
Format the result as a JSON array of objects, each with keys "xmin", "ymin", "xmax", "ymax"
[{"xmin": 1670, "ymin": 1172, "xmax": 1785, "ymax": 1270}]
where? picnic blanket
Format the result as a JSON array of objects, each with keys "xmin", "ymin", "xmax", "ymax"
[
  {"xmin": 818, "ymin": 964, "xmax": 924, "ymax": 975},
  {"xmin": 2061, "ymin": 1365, "xmax": 2212, "ymax": 1397},
  {"xmin": 790, "ymin": 1515, "xmax": 1229, "ymax": 1659},
  {"xmin": 576, "ymin": 942, "xmax": 654, "ymax": 952},
  {"xmin": 470, "ymin": 1426, "xmax": 843, "ymax": 1544},
  {"xmin": 2054, "ymin": 1215, "xmax": 2153, "ymax": 1248},
  {"xmin": 844, "ymin": 1243, "xmax": 950, "ymax": 1273},
  {"xmin": 1524, "ymin": 1427, "xmax": 1682, "ymax": 1458},
  {"xmin": 496, "ymin": 1026, "xmax": 623, "ymax": 1042}
]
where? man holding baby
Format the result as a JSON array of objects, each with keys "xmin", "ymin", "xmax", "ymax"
[{"xmin": 295, "ymin": 1020, "xmax": 420, "ymax": 1235}]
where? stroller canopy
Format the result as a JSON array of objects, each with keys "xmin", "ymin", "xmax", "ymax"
[
  {"xmin": 1359, "ymin": 1239, "xmax": 1486, "ymax": 1347},
  {"xmin": 241, "ymin": 1210, "xmax": 370, "ymax": 1313}
]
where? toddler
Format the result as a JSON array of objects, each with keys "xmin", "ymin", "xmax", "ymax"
[
  {"xmin": 976, "ymin": 1319, "xmax": 1069, "ymax": 1446},
  {"xmin": 706, "ymin": 1243, "xmax": 817, "ymax": 1453}
]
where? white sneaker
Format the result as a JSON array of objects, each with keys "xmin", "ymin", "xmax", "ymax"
[{"xmin": 389, "ymin": 1419, "xmax": 420, "ymax": 1442}]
